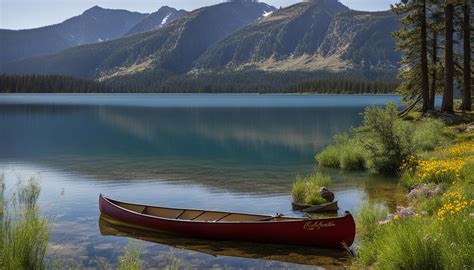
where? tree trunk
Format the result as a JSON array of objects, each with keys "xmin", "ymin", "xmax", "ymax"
[
  {"xmin": 461, "ymin": 1, "xmax": 471, "ymax": 111},
  {"xmin": 429, "ymin": 30, "xmax": 437, "ymax": 110},
  {"xmin": 442, "ymin": 3, "xmax": 454, "ymax": 113},
  {"xmin": 420, "ymin": 0, "xmax": 430, "ymax": 112}
]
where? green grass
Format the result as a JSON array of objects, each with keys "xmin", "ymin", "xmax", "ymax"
[
  {"xmin": 118, "ymin": 243, "xmax": 142, "ymax": 270},
  {"xmin": 355, "ymin": 201, "xmax": 388, "ymax": 240},
  {"xmin": 340, "ymin": 143, "xmax": 368, "ymax": 170},
  {"xmin": 460, "ymin": 160, "xmax": 474, "ymax": 184},
  {"xmin": 316, "ymin": 134, "xmax": 368, "ymax": 171},
  {"xmin": 291, "ymin": 173, "xmax": 332, "ymax": 205},
  {"xmin": 304, "ymin": 191, "xmax": 327, "ymax": 205},
  {"xmin": 355, "ymin": 215, "xmax": 474, "ymax": 269},
  {"xmin": 413, "ymin": 194, "xmax": 443, "ymax": 216},
  {"xmin": 412, "ymin": 118, "xmax": 446, "ymax": 151},
  {"xmin": 316, "ymin": 145, "xmax": 341, "ymax": 168},
  {"xmin": 0, "ymin": 177, "xmax": 50, "ymax": 270}
]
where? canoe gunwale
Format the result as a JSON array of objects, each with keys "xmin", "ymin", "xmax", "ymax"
[{"xmin": 100, "ymin": 194, "xmax": 351, "ymax": 225}]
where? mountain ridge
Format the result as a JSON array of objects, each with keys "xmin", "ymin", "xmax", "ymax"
[
  {"xmin": 125, "ymin": 6, "xmax": 188, "ymax": 36},
  {"xmin": 3, "ymin": 1, "xmax": 276, "ymax": 78},
  {"xmin": 194, "ymin": 1, "xmax": 400, "ymax": 72},
  {"xmin": 0, "ymin": 6, "xmax": 148, "ymax": 65}
]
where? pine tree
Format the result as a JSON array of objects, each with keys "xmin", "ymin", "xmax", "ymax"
[
  {"xmin": 392, "ymin": 0, "xmax": 430, "ymax": 111},
  {"xmin": 441, "ymin": 1, "xmax": 454, "ymax": 112},
  {"xmin": 427, "ymin": 2, "xmax": 444, "ymax": 109},
  {"xmin": 460, "ymin": 0, "xmax": 471, "ymax": 111}
]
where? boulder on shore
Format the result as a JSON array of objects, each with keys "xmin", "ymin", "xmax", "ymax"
[{"xmin": 319, "ymin": 187, "xmax": 335, "ymax": 202}]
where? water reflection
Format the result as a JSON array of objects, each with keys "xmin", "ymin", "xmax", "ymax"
[
  {"xmin": 0, "ymin": 103, "xmax": 369, "ymax": 194},
  {"xmin": 0, "ymin": 104, "xmax": 362, "ymax": 162},
  {"xmin": 99, "ymin": 216, "xmax": 349, "ymax": 268}
]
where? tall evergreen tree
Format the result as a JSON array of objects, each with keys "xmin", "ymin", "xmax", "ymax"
[
  {"xmin": 392, "ymin": 0, "xmax": 430, "ymax": 111},
  {"xmin": 420, "ymin": 0, "xmax": 430, "ymax": 111},
  {"xmin": 442, "ymin": 1, "xmax": 454, "ymax": 112},
  {"xmin": 427, "ymin": 3, "xmax": 443, "ymax": 109},
  {"xmin": 460, "ymin": 0, "xmax": 471, "ymax": 111}
]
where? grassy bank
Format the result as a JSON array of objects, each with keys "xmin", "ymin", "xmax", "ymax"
[
  {"xmin": 354, "ymin": 136, "xmax": 473, "ymax": 269},
  {"xmin": 316, "ymin": 106, "xmax": 473, "ymax": 269},
  {"xmin": 316, "ymin": 103, "xmax": 452, "ymax": 175}
]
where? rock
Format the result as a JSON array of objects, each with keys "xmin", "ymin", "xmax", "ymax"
[
  {"xmin": 456, "ymin": 122, "xmax": 474, "ymax": 132},
  {"xmin": 319, "ymin": 187, "xmax": 335, "ymax": 202},
  {"xmin": 395, "ymin": 206, "xmax": 415, "ymax": 218},
  {"xmin": 407, "ymin": 184, "xmax": 443, "ymax": 201},
  {"xmin": 378, "ymin": 219, "xmax": 391, "ymax": 225}
]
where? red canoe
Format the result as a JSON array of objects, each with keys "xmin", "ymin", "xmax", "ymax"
[{"xmin": 99, "ymin": 194, "xmax": 356, "ymax": 248}]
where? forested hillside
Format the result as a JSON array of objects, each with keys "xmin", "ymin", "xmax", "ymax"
[{"xmin": 0, "ymin": 72, "xmax": 398, "ymax": 93}]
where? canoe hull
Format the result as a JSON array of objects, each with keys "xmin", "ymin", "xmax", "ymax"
[
  {"xmin": 291, "ymin": 201, "xmax": 339, "ymax": 213},
  {"xmin": 99, "ymin": 195, "xmax": 355, "ymax": 248}
]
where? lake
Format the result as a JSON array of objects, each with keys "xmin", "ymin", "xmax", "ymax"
[{"xmin": 0, "ymin": 94, "xmax": 406, "ymax": 269}]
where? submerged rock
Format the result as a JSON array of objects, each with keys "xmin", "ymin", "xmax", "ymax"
[{"xmin": 319, "ymin": 187, "xmax": 334, "ymax": 202}]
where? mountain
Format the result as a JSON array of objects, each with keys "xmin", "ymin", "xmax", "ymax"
[
  {"xmin": 3, "ymin": 1, "xmax": 276, "ymax": 79},
  {"xmin": 125, "ymin": 6, "xmax": 187, "ymax": 36},
  {"xmin": 0, "ymin": 6, "xmax": 147, "ymax": 65},
  {"xmin": 195, "ymin": 0, "xmax": 401, "ymax": 72},
  {"xmin": 2, "ymin": 0, "xmax": 402, "ymax": 92}
]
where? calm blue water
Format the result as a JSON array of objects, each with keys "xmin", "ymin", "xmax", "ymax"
[{"xmin": 0, "ymin": 94, "xmax": 403, "ymax": 268}]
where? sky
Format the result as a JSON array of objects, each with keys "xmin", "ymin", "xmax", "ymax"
[{"xmin": 0, "ymin": 0, "xmax": 398, "ymax": 30}]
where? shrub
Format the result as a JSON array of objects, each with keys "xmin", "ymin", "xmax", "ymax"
[
  {"xmin": 291, "ymin": 173, "xmax": 332, "ymax": 205},
  {"xmin": 316, "ymin": 134, "xmax": 368, "ymax": 170},
  {"xmin": 356, "ymin": 102, "xmax": 414, "ymax": 174},
  {"xmin": 412, "ymin": 118, "xmax": 446, "ymax": 151},
  {"xmin": 340, "ymin": 143, "xmax": 367, "ymax": 170},
  {"xmin": 316, "ymin": 146, "xmax": 340, "ymax": 168}
]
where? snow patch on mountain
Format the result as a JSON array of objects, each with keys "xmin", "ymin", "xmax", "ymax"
[
  {"xmin": 263, "ymin": 11, "xmax": 273, "ymax": 17},
  {"xmin": 161, "ymin": 13, "xmax": 172, "ymax": 25}
]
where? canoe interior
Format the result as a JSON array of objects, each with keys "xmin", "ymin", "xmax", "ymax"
[{"xmin": 112, "ymin": 199, "xmax": 300, "ymax": 223}]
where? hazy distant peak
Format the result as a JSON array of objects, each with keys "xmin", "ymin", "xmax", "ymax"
[
  {"xmin": 124, "ymin": 6, "xmax": 188, "ymax": 36},
  {"xmin": 304, "ymin": 0, "xmax": 349, "ymax": 10},
  {"xmin": 227, "ymin": 0, "xmax": 261, "ymax": 3},
  {"xmin": 83, "ymin": 5, "xmax": 105, "ymax": 14}
]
